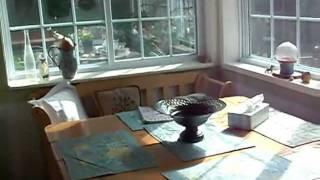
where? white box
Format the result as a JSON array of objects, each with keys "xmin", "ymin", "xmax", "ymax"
[{"xmin": 228, "ymin": 103, "xmax": 269, "ymax": 130}]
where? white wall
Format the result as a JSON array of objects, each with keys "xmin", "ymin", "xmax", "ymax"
[{"xmin": 203, "ymin": 0, "xmax": 219, "ymax": 63}]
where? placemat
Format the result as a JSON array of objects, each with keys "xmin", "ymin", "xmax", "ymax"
[
  {"xmin": 254, "ymin": 108, "xmax": 320, "ymax": 147},
  {"xmin": 58, "ymin": 130, "xmax": 157, "ymax": 180},
  {"xmin": 162, "ymin": 149, "xmax": 320, "ymax": 180},
  {"xmin": 116, "ymin": 110, "xmax": 151, "ymax": 131},
  {"xmin": 145, "ymin": 122, "xmax": 254, "ymax": 161}
]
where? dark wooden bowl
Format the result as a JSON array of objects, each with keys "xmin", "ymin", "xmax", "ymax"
[
  {"xmin": 170, "ymin": 100, "xmax": 226, "ymax": 143},
  {"xmin": 172, "ymin": 112, "xmax": 211, "ymax": 143}
]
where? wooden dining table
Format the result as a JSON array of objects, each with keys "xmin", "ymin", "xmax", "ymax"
[{"xmin": 44, "ymin": 96, "xmax": 318, "ymax": 180}]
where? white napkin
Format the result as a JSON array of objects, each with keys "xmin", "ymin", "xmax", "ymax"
[{"xmin": 230, "ymin": 94, "xmax": 264, "ymax": 114}]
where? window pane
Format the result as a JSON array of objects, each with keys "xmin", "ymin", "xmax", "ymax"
[
  {"xmin": 11, "ymin": 29, "xmax": 43, "ymax": 71},
  {"xmin": 301, "ymin": 0, "xmax": 320, "ymax": 18},
  {"xmin": 171, "ymin": 18, "xmax": 196, "ymax": 54},
  {"xmin": 42, "ymin": 0, "xmax": 72, "ymax": 24},
  {"xmin": 182, "ymin": 0, "xmax": 195, "ymax": 17},
  {"xmin": 141, "ymin": 0, "xmax": 168, "ymax": 17},
  {"xmin": 76, "ymin": 0, "xmax": 105, "ymax": 21},
  {"xmin": 171, "ymin": 0, "xmax": 195, "ymax": 17},
  {"xmin": 78, "ymin": 26, "xmax": 108, "ymax": 65},
  {"xmin": 274, "ymin": 0, "xmax": 296, "ymax": 16},
  {"xmin": 143, "ymin": 21, "xmax": 169, "ymax": 57},
  {"xmin": 300, "ymin": 22, "xmax": 320, "ymax": 68},
  {"xmin": 250, "ymin": 0, "xmax": 270, "ymax": 15},
  {"xmin": 250, "ymin": 18, "xmax": 271, "ymax": 58},
  {"xmin": 6, "ymin": 0, "xmax": 39, "ymax": 26},
  {"xmin": 274, "ymin": 20, "xmax": 296, "ymax": 53},
  {"xmin": 113, "ymin": 22, "xmax": 141, "ymax": 60},
  {"xmin": 46, "ymin": 27, "xmax": 75, "ymax": 67},
  {"xmin": 111, "ymin": 0, "xmax": 138, "ymax": 19}
]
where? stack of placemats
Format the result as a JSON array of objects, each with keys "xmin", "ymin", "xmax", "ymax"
[{"xmin": 116, "ymin": 110, "xmax": 154, "ymax": 131}]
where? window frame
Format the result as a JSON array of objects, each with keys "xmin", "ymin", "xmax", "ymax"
[
  {"xmin": 0, "ymin": 0, "xmax": 200, "ymax": 81},
  {"xmin": 241, "ymin": 0, "xmax": 320, "ymax": 75}
]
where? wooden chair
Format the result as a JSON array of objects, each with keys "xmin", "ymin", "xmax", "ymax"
[
  {"xmin": 32, "ymin": 107, "xmax": 63, "ymax": 180},
  {"xmin": 194, "ymin": 73, "xmax": 233, "ymax": 98}
]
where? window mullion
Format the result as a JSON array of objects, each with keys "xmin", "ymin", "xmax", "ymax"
[
  {"xmin": 0, "ymin": 0, "xmax": 15, "ymax": 79},
  {"xmin": 138, "ymin": 0, "xmax": 145, "ymax": 59},
  {"xmin": 241, "ymin": 0, "xmax": 249, "ymax": 57},
  {"xmin": 270, "ymin": 0, "xmax": 275, "ymax": 60},
  {"xmin": 194, "ymin": 0, "xmax": 198, "ymax": 55},
  {"xmin": 296, "ymin": 0, "xmax": 301, "ymax": 61},
  {"xmin": 37, "ymin": 0, "xmax": 48, "ymax": 68},
  {"xmin": 105, "ymin": 0, "xmax": 115, "ymax": 65},
  {"xmin": 167, "ymin": 0, "xmax": 173, "ymax": 56},
  {"xmin": 70, "ymin": 0, "xmax": 80, "ymax": 66}
]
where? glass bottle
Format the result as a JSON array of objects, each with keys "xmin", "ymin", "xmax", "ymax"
[
  {"xmin": 24, "ymin": 30, "xmax": 37, "ymax": 80},
  {"xmin": 38, "ymin": 53, "xmax": 49, "ymax": 81}
]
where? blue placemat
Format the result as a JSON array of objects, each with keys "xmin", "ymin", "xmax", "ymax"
[
  {"xmin": 145, "ymin": 122, "xmax": 254, "ymax": 161},
  {"xmin": 162, "ymin": 149, "xmax": 320, "ymax": 180},
  {"xmin": 116, "ymin": 110, "xmax": 164, "ymax": 131},
  {"xmin": 58, "ymin": 130, "xmax": 157, "ymax": 180},
  {"xmin": 254, "ymin": 108, "xmax": 320, "ymax": 147}
]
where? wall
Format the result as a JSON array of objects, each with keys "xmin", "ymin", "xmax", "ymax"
[
  {"xmin": 0, "ymin": 35, "xmax": 46, "ymax": 179},
  {"xmin": 213, "ymin": 0, "xmax": 320, "ymax": 124}
]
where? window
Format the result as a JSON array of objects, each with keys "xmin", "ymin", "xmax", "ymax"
[
  {"xmin": 243, "ymin": 0, "xmax": 320, "ymax": 71},
  {"xmin": 0, "ymin": 0, "xmax": 197, "ymax": 80}
]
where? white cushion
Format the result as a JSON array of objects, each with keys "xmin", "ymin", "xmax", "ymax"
[{"xmin": 29, "ymin": 81, "xmax": 88, "ymax": 124}]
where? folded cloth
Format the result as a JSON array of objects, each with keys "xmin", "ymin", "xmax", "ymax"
[
  {"xmin": 138, "ymin": 106, "xmax": 173, "ymax": 124},
  {"xmin": 230, "ymin": 94, "xmax": 264, "ymax": 114},
  {"xmin": 58, "ymin": 130, "xmax": 157, "ymax": 180}
]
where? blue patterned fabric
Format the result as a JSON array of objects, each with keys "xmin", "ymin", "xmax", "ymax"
[
  {"xmin": 58, "ymin": 130, "xmax": 157, "ymax": 180},
  {"xmin": 162, "ymin": 149, "xmax": 320, "ymax": 180},
  {"xmin": 145, "ymin": 122, "xmax": 254, "ymax": 161},
  {"xmin": 116, "ymin": 110, "xmax": 162, "ymax": 131}
]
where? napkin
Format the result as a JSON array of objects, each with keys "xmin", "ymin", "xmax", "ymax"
[{"xmin": 230, "ymin": 94, "xmax": 264, "ymax": 114}]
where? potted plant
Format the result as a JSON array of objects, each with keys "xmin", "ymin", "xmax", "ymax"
[{"xmin": 79, "ymin": 29, "xmax": 94, "ymax": 54}]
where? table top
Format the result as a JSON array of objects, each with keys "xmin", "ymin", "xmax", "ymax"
[{"xmin": 44, "ymin": 96, "xmax": 317, "ymax": 180}]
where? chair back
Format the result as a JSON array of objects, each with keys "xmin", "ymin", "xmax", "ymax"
[{"xmin": 194, "ymin": 73, "xmax": 233, "ymax": 98}]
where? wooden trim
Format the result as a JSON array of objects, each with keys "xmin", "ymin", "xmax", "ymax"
[{"xmin": 32, "ymin": 107, "xmax": 63, "ymax": 180}]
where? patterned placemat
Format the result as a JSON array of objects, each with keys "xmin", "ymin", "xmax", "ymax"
[
  {"xmin": 162, "ymin": 149, "xmax": 320, "ymax": 180},
  {"xmin": 58, "ymin": 130, "xmax": 157, "ymax": 180},
  {"xmin": 116, "ymin": 110, "xmax": 157, "ymax": 131},
  {"xmin": 145, "ymin": 122, "xmax": 254, "ymax": 161},
  {"xmin": 254, "ymin": 108, "xmax": 320, "ymax": 148}
]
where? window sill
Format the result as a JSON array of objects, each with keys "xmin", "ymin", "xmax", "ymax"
[
  {"xmin": 223, "ymin": 62, "xmax": 320, "ymax": 97},
  {"xmin": 9, "ymin": 61, "xmax": 214, "ymax": 89}
]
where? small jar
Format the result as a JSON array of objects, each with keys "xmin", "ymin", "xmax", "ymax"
[
  {"xmin": 302, "ymin": 72, "xmax": 311, "ymax": 84},
  {"xmin": 38, "ymin": 53, "xmax": 49, "ymax": 81}
]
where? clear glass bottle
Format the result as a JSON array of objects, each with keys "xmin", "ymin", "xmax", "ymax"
[
  {"xmin": 24, "ymin": 30, "xmax": 37, "ymax": 80},
  {"xmin": 38, "ymin": 53, "xmax": 49, "ymax": 81}
]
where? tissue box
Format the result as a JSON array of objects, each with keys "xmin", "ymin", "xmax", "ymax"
[{"xmin": 228, "ymin": 103, "xmax": 269, "ymax": 130}]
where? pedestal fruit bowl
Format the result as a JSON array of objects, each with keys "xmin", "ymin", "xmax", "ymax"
[{"xmin": 171, "ymin": 102, "xmax": 216, "ymax": 143}]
